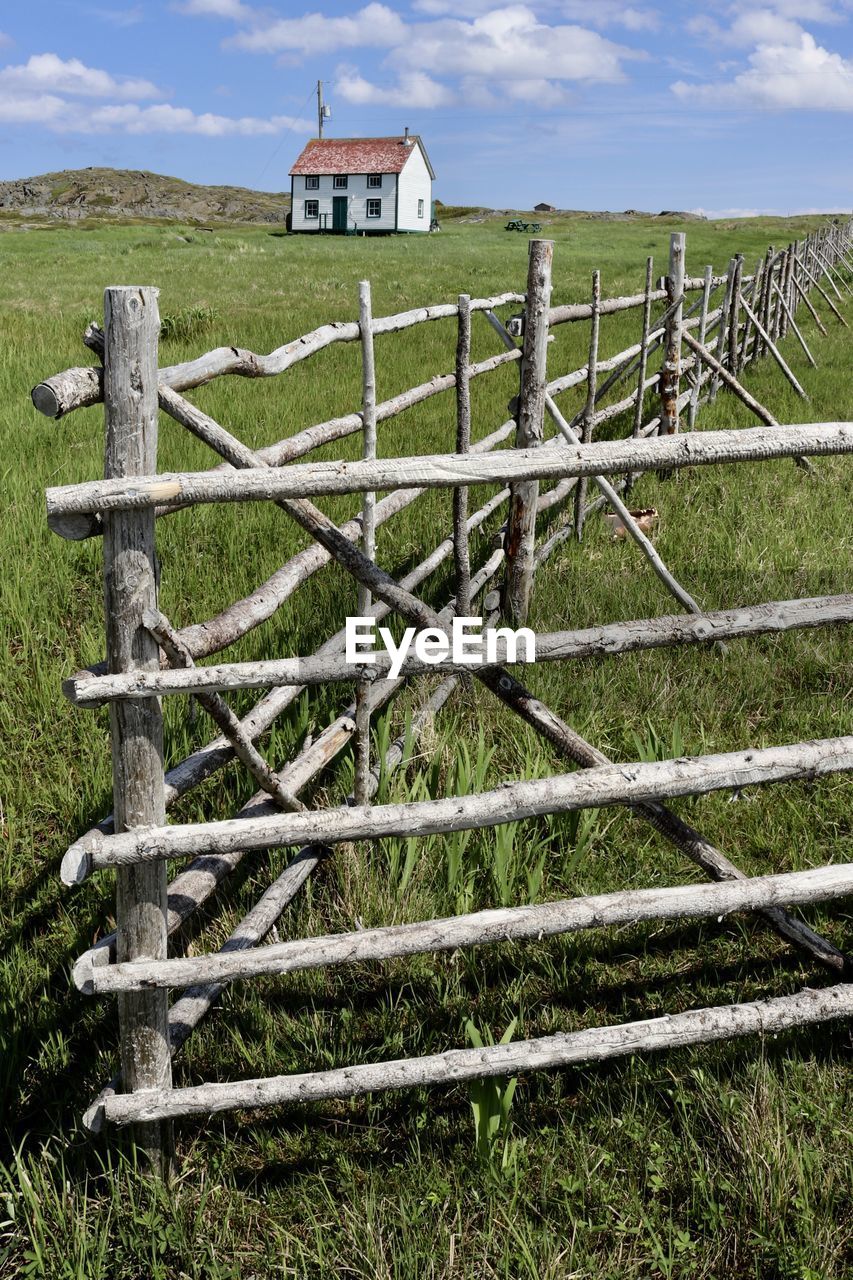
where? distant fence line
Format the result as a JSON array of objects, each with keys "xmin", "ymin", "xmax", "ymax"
[{"xmin": 33, "ymin": 217, "xmax": 853, "ymax": 1175}]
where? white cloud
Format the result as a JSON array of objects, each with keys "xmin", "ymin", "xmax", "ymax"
[
  {"xmin": 0, "ymin": 92, "xmax": 69, "ymax": 126},
  {"xmin": 81, "ymin": 104, "xmax": 312, "ymax": 135},
  {"xmin": 687, "ymin": 9, "xmax": 807, "ymax": 46},
  {"xmin": 178, "ymin": 0, "xmax": 255, "ymax": 18},
  {"xmin": 504, "ymin": 77, "xmax": 570, "ymax": 104},
  {"xmin": 560, "ymin": 2, "xmax": 660, "ymax": 31},
  {"xmin": 0, "ymin": 50, "xmax": 313, "ymax": 135},
  {"xmin": 230, "ymin": 3, "xmax": 406, "ymax": 54},
  {"xmin": 181, "ymin": 1, "xmax": 641, "ymax": 108},
  {"xmin": 688, "ymin": 0, "xmax": 853, "ymax": 44},
  {"xmin": 390, "ymin": 8, "xmax": 639, "ymax": 85},
  {"xmin": 0, "ymin": 32, "xmax": 12, "ymax": 47},
  {"xmin": 335, "ymin": 64, "xmax": 454, "ymax": 107},
  {"xmin": 727, "ymin": 9, "xmax": 807, "ymax": 43},
  {"xmin": 0, "ymin": 54, "xmax": 161, "ymax": 100},
  {"xmin": 415, "ymin": 0, "xmax": 657, "ymax": 20},
  {"xmin": 735, "ymin": 0, "xmax": 851, "ymax": 20},
  {"xmin": 411, "ymin": 0, "xmax": 500, "ymax": 13},
  {"xmin": 0, "ymin": 91, "xmax": 312, "ymax": 134},
  {"xmin": 673, "ymin": 31, "xmax": 853, "ymax": 109}
]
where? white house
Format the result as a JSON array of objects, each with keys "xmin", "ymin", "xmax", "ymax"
[{"xmin": 288, "ymin": 131, "xmax": 434, "ymax": 235}]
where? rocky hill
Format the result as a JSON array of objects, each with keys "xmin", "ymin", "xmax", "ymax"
[
  {"xmin": 0, "ymin": 169, "xmax": 708, "ymax": 228},
  {"xmin": 0, "ymin": 168, "xmax": 290, "ymax": 225}
]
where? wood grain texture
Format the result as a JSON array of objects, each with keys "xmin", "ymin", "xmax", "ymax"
[
  {"xmin": 32, "ymin": 292, "xmax": 527, "ymax": 419},
  {"xmin": 46, "ymin": 423, "xmax": 853, "ymax": 531},
  {"xmin": 453, "ymin": 293, "xmax": 473, "ymax": 618},
  {"xmin": 64, "ymin": 595, "xmax": 853, "ymax": 704},
  {"xmin": 102, "ymin": 285, "xmax": 172, "ymax": 1173},
  {"xmin": 63, "ymin": 736, "xmax": 853, "ymax": 876},
  {"xmin": 574, "ymin": 269, "xmax": 600, "ymax": 540},
  {"xmin": 354, "ymin": 280, "xmax": 377, "ymax": 806},
  {"xmin": 102, "ymin": 985, "xmax": 853, "ymax": 1125},
  {"xmin": 660, "ymin": 232, "xmax": 686, "ymax": 436},
  {"xmin": 142, "ymin": 608, "xmax": 305, "ymax": 812},
  {"xmin": 503, "ymin": 238, "xmax": 553, "ymax": 623},
  {"xmin": 79, "ymin": 864, "xmax": 853, "ymax": 994}
]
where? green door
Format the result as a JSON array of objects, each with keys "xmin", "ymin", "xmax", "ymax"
[{"xmin": 332, "ymin": 196, "xmax": 348, "ymax": 233}]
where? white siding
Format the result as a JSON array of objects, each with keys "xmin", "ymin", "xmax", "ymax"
[
  {"xmin": 291, "ymin": 172, "xmax": 398, "ymax": 233},
  {"xmin": 397, "ymin": 143, "xmax": 432, "ymax": 233}
]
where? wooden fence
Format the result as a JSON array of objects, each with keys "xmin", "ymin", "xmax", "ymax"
[{"xmin": 34, "ymin": 219, "xmax": 853, "ymax": 1174}]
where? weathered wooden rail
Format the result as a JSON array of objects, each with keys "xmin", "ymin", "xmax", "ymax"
[{"xmin": 34, "ymin": 218, "xmax": 853, "ymax": 1174}]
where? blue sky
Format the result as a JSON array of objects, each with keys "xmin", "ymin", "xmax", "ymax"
[{"xmin": 0, "ymin": 0, "xmax": 852, "ymax": 214}]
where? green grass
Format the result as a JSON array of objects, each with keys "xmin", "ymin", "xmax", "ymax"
[{"xmin": 1, "ymin": 213, "xmax": 851, "ymax": 1279}]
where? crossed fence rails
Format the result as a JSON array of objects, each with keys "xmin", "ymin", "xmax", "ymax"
[{"xmin": 33, "ymin": 218, "xmax": 853, "ymax": 1173}]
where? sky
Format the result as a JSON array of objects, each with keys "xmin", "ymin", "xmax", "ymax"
[{"xmin": 0, "ymin": 1, "xmax": 852, "ymax": 214}]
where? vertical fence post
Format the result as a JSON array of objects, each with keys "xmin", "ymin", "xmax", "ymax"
[
  {"xmin": 103, "ymin": 285, "xmax": 172, "ymax": 1175},
  {"xmin": 688, "ymin": 264, "xmax": 713, "ymax": 432},
  {"xmin": 779, "ymin": 245, "xmax": 794, "ymax": 340},
  {"xmin": 769, "ymin": 248, "xmax": 781, "ymax": 335},
  {"xmin": 354, "ymin": 280, "xmax": 377, "ymax": 806},
  {"xmin": 626, "ymin": 255, "xmax": 654, "ymax": 496},
  {"xmin": 753, "ymin": 250, "xmax": 769, "ymax": 360},
  {"xmin": 574, "ymin": 269, "xmax": 600, "ymax": 541},
  {"xmin": 759, "ymin": 247, "xmax": 775, "ymax": 357},
  {"xmin": 454, "ymin": 293, "xmax": 472, "ymax": 619},
  {"xmin": 711, "ymin": 256, "xmax": 737, "ymax": 398},
  {"xmin": 788, "ymin": 238, "xmax": 799, "ymax": 314},
  {"xmin": 502, "ymin": 238, "xmax": 553, "ymax": 625},
  {"xmin": 729, "ymin": 255, "xmax": 744, "ymax": 376},
  {"xmin": 741, "ymin": 256, "xmax": 762, "ymax": 366},
  {"xmin": 633, "ymin": 257, "xmax": 654, "ymax": 441},
  {"xmin": 659, "ymin": 232, "xmax": 685, "ymax": 435}
]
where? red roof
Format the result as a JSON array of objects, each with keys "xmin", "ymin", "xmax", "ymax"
[{"xmin": 290, "ymin": 136, "xmax": 434, "ymax": 179}]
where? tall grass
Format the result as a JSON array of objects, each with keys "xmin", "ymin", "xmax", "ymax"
[{"xmin": 0, "ymin": 214, "xmax": 850, "ymax": 1277}]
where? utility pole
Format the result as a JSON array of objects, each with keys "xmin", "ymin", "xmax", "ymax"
[{"xmin": 317, "ymin": 80, "xmax": 324, "ymax": 139}]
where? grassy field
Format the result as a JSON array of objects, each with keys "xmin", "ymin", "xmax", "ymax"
[{"xmin": 1, "ymin": 212, "xmax": 851, "ymax": 1279}]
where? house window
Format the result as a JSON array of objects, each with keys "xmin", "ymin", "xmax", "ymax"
[
  {"xmin": 305, "ymin": 175, "xmax": 319, "ymax": 190},
  {"xmin": 333, "ymin": 175, "xmax": 348, "ymax": 189},
  {"xmin": 305, "ymin": 200, "xmax": 319, "ymax": 219},
  {"xmin": 418, "ymin": 198, "xmax": 425, "ymax": 218},
  {"xmin": 366, "ymin": 198, "xmax": 381, "ymax": 219},
  {"xmin": 367, "ymin": 174, "xmax": 382, "ymax": 189}
]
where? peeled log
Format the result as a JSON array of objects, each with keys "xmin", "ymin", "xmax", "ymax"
[
  {"xmin": 77, "ymin": 863, "xmax": 853, "ymax": 994},
  {"xmin": 61, "ymin": 736, "xmax": 853, "ymax": 881},
  {"xmin": 101, "ymin": 984, "xmax": 853, "ymax": 1125},
  {"xmin": 46, "ymin": 423, "xmax": 853, "ymax": 533}
]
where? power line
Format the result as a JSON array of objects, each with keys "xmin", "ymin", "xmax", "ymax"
[{"xmin": 254, "ymin": 83, "xmax": 316, "ymax": 187}]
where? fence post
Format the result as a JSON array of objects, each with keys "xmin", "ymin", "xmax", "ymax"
[
  {"xmin": 759, "ymin": 246, "xmax": 775, "ymax": 356},
  {"xmin": 741, "ymin": 256, "xmax": 762, "ymax": 366},
  {"xmin": 659, "ymin": 232, "xmax": 685, "ymax": 435},
  {"xmin": 574, "ymin": 269, "xmax": 600, "ymax": 541},
  {"xmin": 633, "ymin": 257, "xmax": 654, "ymax": 441},
  {"xmin": 729, "ymin": 255, "xmax": 744, "ymax": 376},
  {"xmin": 454, "ymin": 293, "xmax": 472, "ymax": 619},
  {"xmin": 779, "ymin": 245, "xmax": 794, "ymax": 340},
  {"xmin": 103, "ymin": 285, "xmax": 172, "ymax": 1175},
  {"xmin": 688, "ymin": 264, "xmax": 713, "ymax": 431},
  {"xmin": 354, "ymin": 279, "xmax": 377, "ymax": 806},
  {"xmin": 711, "ymin": 256, "xmax": 737, "ymax": 397},
  {"xmin": 502, "ymin": 238, "xmax": 552, "ymax": 624}
]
